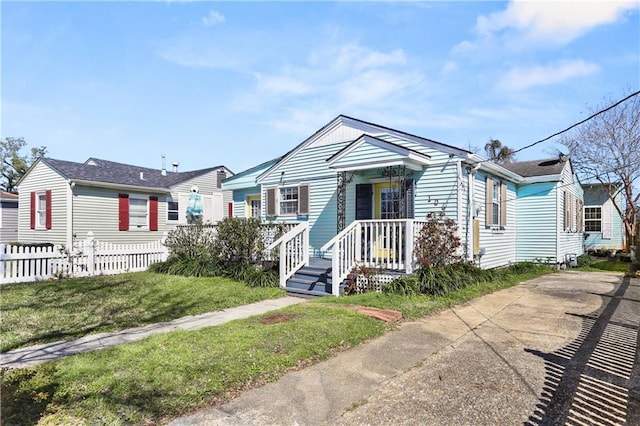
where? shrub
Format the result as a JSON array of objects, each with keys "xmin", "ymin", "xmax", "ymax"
[
  {"xmin": 213, "ymin": 217, "xmax": 265, "ymax": 267},
  {"xmin": 246, "ymin": 268, "xmax": 279, "ymax": 288},
  {"xmin": 414, "ymin": 212, "xmax": 462, "ymax": 268},
  {"xmin": 383, "ymin": 275, "xmax": 421, "ymax": 296},
  {"xmin": 576, "ymin": 254, "xmax": 595, "ymax": 267}
]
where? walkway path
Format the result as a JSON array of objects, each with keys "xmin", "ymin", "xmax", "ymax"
[{"xmin": 0, "ymin": 296, "xmax": 305, "ymax": 369}]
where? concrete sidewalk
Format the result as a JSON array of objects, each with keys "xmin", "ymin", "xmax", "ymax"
[{"xmin": 0, "ymin": 296, "xmax": 305, "ymax": 369}]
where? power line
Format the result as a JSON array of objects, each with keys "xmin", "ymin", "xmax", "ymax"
[{"xmin": 511, "ymin": 89, "xmax": 640, "ymax": 156}]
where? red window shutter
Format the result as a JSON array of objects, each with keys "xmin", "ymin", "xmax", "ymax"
[
  {"xmin": 45, "ymin": 190, "xmax": 52, "ymax": 229},
  {"xmin": 30, "ymin": 192, "xmax": 36, "ymax": 229},
  {"xmin": 149, "ymin": 196, "xmax": 158, "ymax": 231},
  {"xmin": 228, "ymin": 202, "xmax": 233, "ymax": 217},
  {"xmin": 118, "ymin": 193, "xmax": 129, "ymax": 231}
]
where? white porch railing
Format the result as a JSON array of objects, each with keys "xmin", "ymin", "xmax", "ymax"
[
  {"xmin": 0, "ymin": 232, "xmax": 169, "ymax": 285},
  {"xmin": 265, "ymin": 222, "xmax": 310, "ymax": 289},
  {"xmin": 321, "ymin": 219, "xmax": 428, "ymax": 296}
]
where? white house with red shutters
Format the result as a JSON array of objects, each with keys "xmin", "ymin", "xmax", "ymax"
[{"xmin": 16, "ymin": 157, "xmax": 233, "ymax": 247}]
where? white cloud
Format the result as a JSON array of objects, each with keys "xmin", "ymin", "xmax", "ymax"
[
  {"xmin": 500, "ymin": 59, "xmax": 600, "ymax": 90},
  {"xmin": 441, "ymin": 61, "xmax": 458, "ymax": 74},
  {"xmin": 202, "ymin": 10, "xmax": 225, "ymax": 27},
  {"xmin": 476, "ymin": 0, "xmax": 638, "ymax": 45}
]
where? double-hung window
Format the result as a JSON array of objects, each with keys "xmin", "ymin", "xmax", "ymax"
[
  {"xmin": 129, "ymin": 196, "xmax": 148, "ymax": 229},
  {"xmin": 37, "ymin": 193, "xmax": 47, "ymax": 228},
  {"xmin": 584, "ymin": 207, "xmax": 602, "ymax": 232},
  {"xmin": 30, "ymin": 190, "xmax": 52, "ymax": 230},
  {"xmin": 485, "ymin": 177, "xmax": 507, "ymax": 228},
  {"xmin": 167, "ymin": 199, "xmax": 179, "ymax": 221},
  {"xmin": 118, "ymin": 193, "xmax": 158, "ymax": 231},
  {"xmin": 266, "ymin": 185, "xmax": 309, "ymax": 217},
  {"xmin": 279, "ymin": 187, "xmax": 298, "ymax": 215}
]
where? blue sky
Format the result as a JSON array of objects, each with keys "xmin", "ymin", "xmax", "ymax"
[{"xmin": 2, "ymin": 1, "xmax": 639, "ymax": 174}]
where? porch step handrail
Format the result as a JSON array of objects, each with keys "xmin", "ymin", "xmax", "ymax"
[
  {"xmin": 319, "ymin": 220, "xmax": 361, "ymax": 253},
  {"xmin": 266, "ymin": 222, "xmax": 310, "ymax": 289},
  {"xmin": 320, "ymin": 221, "xmax": 362, "ymax": 296}
]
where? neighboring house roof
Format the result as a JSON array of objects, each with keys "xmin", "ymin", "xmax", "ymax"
[
  {"xmin": 22, "ymin": 157, "xmax": 229, "ymax": 192},
  {"xmin": 501, "ymin": 157, "xmax": 570, "ymax": 178},
  {"xmin": 583, "ymin": 182, "xmax": 622, "ymax": 205},
  {"xmin": 0, "ymin": 191, "xmax": 19, "ymax": 202}
]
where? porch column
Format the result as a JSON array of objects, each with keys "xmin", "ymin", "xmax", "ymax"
[{"xmin": 337, "ymin": 171, "xmax": 347, "ymax": 233}]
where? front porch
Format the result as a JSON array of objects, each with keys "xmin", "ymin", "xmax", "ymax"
[{"xmin": 267, "ymin": 219, "xmax": 426, "ymax": 297}]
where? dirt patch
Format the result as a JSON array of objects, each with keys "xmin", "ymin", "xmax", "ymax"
[
  {"xmin": 340, "ymin": 305, "xmax": 403, "ymax": 323},
  {"xmin": 260, "ymin": 312, "xmax": 300, "ymax": 325}
]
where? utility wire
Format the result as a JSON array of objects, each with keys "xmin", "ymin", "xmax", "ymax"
[{"xmin": 479, "ymin": 89, "xmax": 640, "ymax": 161}]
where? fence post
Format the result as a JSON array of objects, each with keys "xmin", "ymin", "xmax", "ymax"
[
  {"xmin": 86, "ymin": 232, "xmax": 95, "ymax": 275},
  {"xmin": 405, "ymin": 220, "xmax": 414, "ymax": 274},
  {"xmin": 0, "ymin": 244, "xmax": 5, "ymax": 280}
]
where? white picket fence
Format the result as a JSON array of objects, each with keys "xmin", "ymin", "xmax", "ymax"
[{"xmin": 0, "ymin": 232, "xmax": 169, "ymax": 285}]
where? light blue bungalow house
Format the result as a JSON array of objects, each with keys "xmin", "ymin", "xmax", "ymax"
[
  {"xmin": 502, "ymin": 157, "xmax": 584, "ymax": 265},
  {"xmin": 223, "ymin": 115, "xmax": 584, "ymax": 296},
  {"xmin": 582, "ymin": 183, "xmax": 625, "ymax": 252}
]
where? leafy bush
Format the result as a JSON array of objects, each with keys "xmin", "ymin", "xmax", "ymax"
[
  {"xmin": 152, "ymin": 223, "xmax": 218, "ymax": 276},
  {"xmin": 213, "ymin": 217, "xmax": 265, "ymax": 267},
  {"xmin": 576, "ymin": 254, "xmax": 595, "ymax": 267},
  {"xmin": 414, "ymin": 212, "xmax": 462, "ymax": 268}
]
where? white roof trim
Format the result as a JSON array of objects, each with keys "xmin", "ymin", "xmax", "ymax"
[
  {"xmin": 257, "ymin": 115, "xmax": 466, "ymax": 184},
  {"xmin": 327, "ymin": 135, "xmax": 430, "ymax": 172}
]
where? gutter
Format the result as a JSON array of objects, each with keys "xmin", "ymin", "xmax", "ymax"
[{"xmin": 69, "ymin": 179, "xmax": 171, "ymax": 194}]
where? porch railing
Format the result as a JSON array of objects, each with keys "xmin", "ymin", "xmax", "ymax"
[
  {"xmin": 265, "ymin": 222, "xmax": 309, "ymax": 289},
  {"xmin": 321, "ymin": 219, "xmax": 427, "ymax": 296}
]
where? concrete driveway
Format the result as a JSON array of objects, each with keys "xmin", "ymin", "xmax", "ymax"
[{"xmin": 170, "ymin": 271, "xmax": 639, "ymax": 425}]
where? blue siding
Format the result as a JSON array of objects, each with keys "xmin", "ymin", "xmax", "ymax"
[{"xmin": 516, "ymin": 182, "xmax": 558, "ymax": 262}]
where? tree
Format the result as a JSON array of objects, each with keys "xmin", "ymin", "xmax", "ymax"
[
  {"xmin": 559, "ymin": 90, "xmax": 640, "ymax": 255},
  {"xmin": 484, "ymin": 138, "xmax": 515, "ymax": 164},
  {"xmin": 0, "ymin": 137, "xmax": 47, "ymax": 193}
]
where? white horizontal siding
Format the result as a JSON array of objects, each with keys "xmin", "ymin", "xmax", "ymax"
[
  {"xmin": 72, "ymin": 185, "xmax": 168, "ymax": 244},
  {"xmin": 17, "ymin": 161, "xmax": 69, "ymax": 245}
]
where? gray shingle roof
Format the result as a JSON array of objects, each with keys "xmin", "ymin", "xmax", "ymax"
[
  {"xmin": 501, "ymin": 157, "xmax": 568, "ymax": 177},
  {"xmin": 42, "ymin": 157, "xmax": 224, "ymax": 190}
]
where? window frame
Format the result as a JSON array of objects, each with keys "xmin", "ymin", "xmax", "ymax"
[
  {"xmin": 167, "ymin": 199, "xmax": 179, "ymax": 222},
  {"xmin": 36, "ymin": 192, "xmax": 47, "ymax": 229},
  {"xmin": 128, "ymin": 194, "xmax": 149, "ymax": 230},
  {"xmin": 278, "ymin": 186, "xmax": 299, "ymax": 217},
  {"xmin": 584, "ymin": 206, "xmax": 602, "ymax": 233}
]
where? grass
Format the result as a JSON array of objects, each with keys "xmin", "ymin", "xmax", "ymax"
[
  {"xmin": 0, "ymin": 272, "xmax": 285, "ymax": 352},
  {"xmin": 577, "ymin": 258, "xmax": 631, "ymax": 273},
  {"xmin": 317, "ymin": 265, "xmax": 553, "ymax": 319},
  {"xmin": 1, "ymin": 304, "xmax": 388, "ymax": 425}
]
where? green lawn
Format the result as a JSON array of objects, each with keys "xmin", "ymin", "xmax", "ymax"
[
  {"xmin": 2, "ymin": 304, "xmax": 388, "ymax": 425},
  {"xmin": 0, "ymin": 272, "xmax": 285, "ymax": 352}
]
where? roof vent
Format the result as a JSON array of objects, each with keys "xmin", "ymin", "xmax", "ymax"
[
  {"xmin": 172, "ymin": 161, "xmax": 180, "ymax": 173},
  {"xmin": 140, "ymin": 172, "xmax": 144, "ymax": 180}
]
